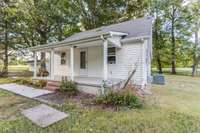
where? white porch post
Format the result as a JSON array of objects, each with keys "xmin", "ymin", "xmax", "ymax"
[
  {"xmin": 33, "ymin": 51, "xmax": 37, "ymax": 78},
  {"xmin": 70, "ymin": 46, "xmax": 74, "ymax": 81},
  {"xmin": 50, "ymin": 49, "xmax": 54, "ymax": 80},
  {"xmin": 103, "ymin": 40, "xmax": 108, "ymax": 81}
]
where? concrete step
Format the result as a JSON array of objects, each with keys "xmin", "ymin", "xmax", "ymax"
[
  {"xmin": 44, "ymin": 86, "xmax": 59, "ymax": 91},
  {"xmin": 46, "ymin": 81, "xmax": 60, "ymax": 87},
  {"xmin": 44, "ymin": 81, "xmax": 60, "ymax": 91}
]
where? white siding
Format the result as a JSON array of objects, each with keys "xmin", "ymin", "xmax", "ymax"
[
  {"xmin": 108, "ymin": 40, "xmax": 146, "ymax": 85},
  {"xmin": 51, "ymin": 39, "xmax": 150, "ymax": 86},
  {"xmin": 53, "ymin": 46, "xmax": 104, "ymax": 78},
  {"xmin": 73, "ymin": 46, "xmax": 103, "ymax": 77},
  {"xmin": 53, "ymin": 51, "xmax": 69, "ymax": 76}
]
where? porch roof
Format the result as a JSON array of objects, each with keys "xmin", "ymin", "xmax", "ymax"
[{"xmin": 30, "ymin": 17, "xmax": 152, "ymax": 51}]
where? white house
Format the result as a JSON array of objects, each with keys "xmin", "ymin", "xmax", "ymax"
[{"xmin": 30, "ymin": 17, "xmax": 152, "ymax": 94}]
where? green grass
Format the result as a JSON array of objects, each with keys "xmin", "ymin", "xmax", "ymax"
[
  {"xmin": 1, "ymin": 75, "xmax": 200, "ymax": 132},
  {"xmin": 0, "ymin": 65, "xmax": 29, "ymax": 72},
  {"xmin": 152, "ymin": 67, "xmax": 200, "ymax": 76}
]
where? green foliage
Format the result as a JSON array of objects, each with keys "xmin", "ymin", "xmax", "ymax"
[
  {"xmin": 14, "ymin": 78, "xmax": 33, "ymax": 86},
  {"xmin": 13, "ymin": 78, "xmax": 46, "ymax": 88},
  {"xmin": 34, "ymin": 80, "xmax": 47, "ymax": 88},
  {"xmin": 96, "ymin": 90, "xmax": 142, "ymax": 109},
  {"xmin": 9, "ymin": 58, "xmax": 26, "ymax": 65},
  {"xmin": 71, "ymin": 0, "xmax": 148, "ymax": 30},
  {"xmin": 59, "ymin": 80, "xmax": 77, "ymax": 93}
]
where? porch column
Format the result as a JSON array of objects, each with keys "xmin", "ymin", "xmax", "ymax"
[
  {"xmin": 50, "ymin": 49, "xmax": 54, "ymax": 80},
  {"xmin": 70, "ymin": 46, "xmax": 74, "ymax": 81},
  {"xmin": 103, "ymin": 40, "xmax": 108, "ymax": 81},
  {"xmin": 33, "ymin": 51, "xmax": 37, "ymax": 78}
]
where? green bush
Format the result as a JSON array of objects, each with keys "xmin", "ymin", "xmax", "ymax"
[
  {"xmin": 14, "ymin": 78, "xmax": 33, "ymax": 86},
  {"xmin": 34, "ymin": 80, "xmax": 47, "ymax": 88},
  {"xmin": 95, "ymin": 90, "xmax": 142, "ymax": 109},
  {"xmin": 59, "ymin": 80, "xmax": 77, "ymax": 93},
  {"xmin": 14, "ymin": 78, "xmax": 46, "ymax": 88}
]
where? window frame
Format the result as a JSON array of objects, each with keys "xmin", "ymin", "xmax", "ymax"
[
  {"xmin": 80, "ymin": 51, "xmax": 86, "ymax": 69},
  {"xmin": 60, "ymin": 52, "xmax": 66, "ymax": 65},
  {"xmin": 107, "ymin": 47, "xmax": 116, "ymax": 64}
]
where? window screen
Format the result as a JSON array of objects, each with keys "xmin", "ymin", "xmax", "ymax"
[
  {"xmin": 61, "ymin": 52, "xmax": 66, "ymax": 65},
  {"xmin": 108, "ymin": 47, "xmax": 116, "ymax": 64},
  {"xmin": 80, "ymin": 51, "xmax": 86, "ymax": 69}
]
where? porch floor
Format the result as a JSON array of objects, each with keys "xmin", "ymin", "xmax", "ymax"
[
  {"xmin": 74, "ymin": 77, "xmax": 103, "ymax": 87},
  {"xmin": 34, "ymin": 76, "xmax": 122, "ymax": 87},
  {"xmin": 34, "ymin": 76, "xmax": 103, "ymax": 86}
]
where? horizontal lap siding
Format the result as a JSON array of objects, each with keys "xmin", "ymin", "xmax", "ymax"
[
  {"xmin": 54, "ymin": 51, "xmax": 69, "ymax": 76},
  {"xmin": 108, "ymin": 42, "xmax": 144, "ymax": 85},
  {"xmin": 87, "ymin": 46, "xmax": 103, "ymax": 77},
  {"xmin": 52, "ymin": 40, "xmax": 148, "ymax": 86},
  {"xmin": 74, "ymin": 46, "xmax": 103, "ymax": 78}
]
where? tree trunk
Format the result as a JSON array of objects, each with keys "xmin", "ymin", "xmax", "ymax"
[
  {"xmin": 2, "ymin": 21, "xmax": 9, "ymax": 76},
  {"xmin": 171, "ymin": 9, "xmax": 176, "ymax": 74},
  {"xmin": 154, "ymin": 7, "xmax": 163, "ymax": 74},
  {"xmin": 157, "ymin": 53, "xmax": 163, "ymax": 74},
  {"xmin": 192, "ymin": 30, "xmax": 199, "ymax": 76}
]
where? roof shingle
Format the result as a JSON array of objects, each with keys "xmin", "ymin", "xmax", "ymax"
[{"xmin": 62, "ymin": 17, "xmax": 152, "ymax": 43}]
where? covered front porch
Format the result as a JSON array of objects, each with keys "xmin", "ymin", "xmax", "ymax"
[{"xmin": 32, "ymin": 37, "xmax": 120, "ymax": 87}]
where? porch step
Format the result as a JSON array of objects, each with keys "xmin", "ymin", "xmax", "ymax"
[
  {"xmin": 44, "ymin": 81, "xmax": 60, "ymax": 91},
  {"xmin": 47, "ymin": 81, "xmax": 60, "ymax": 87}
]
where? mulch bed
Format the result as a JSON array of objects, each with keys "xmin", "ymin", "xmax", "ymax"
[
  {"xmin": 35, "ymin": 91, "xmax": 119, "ymax": 111},
  {"xmin": 36, "ymin": 91, "xmax": 96, "ymax": 105},
  {"xmin": 36, "ymin": 84, "xmax": 145, "ymax": 111}
]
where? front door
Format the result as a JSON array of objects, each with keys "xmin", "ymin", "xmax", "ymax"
[{"xmin": 79, "ymin": 49, "xmax": 88, "ymax": 76}]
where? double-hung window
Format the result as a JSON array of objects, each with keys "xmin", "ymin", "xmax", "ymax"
[
  {"xmin": 61, "ymin": 52, "xmax": 66, "ymax": 65},
  {"xmin": 108, "ymin": 47, "xmax": 116, "ymax": 64}
]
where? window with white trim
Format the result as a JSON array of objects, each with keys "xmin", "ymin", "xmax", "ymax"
[
  {"xmin": 60, "ymin": 52, "xmax": 66, "ymax": 65},
  {"xmin": 108, "ymin": 47, "xmax": 116, "ymax": 64}
]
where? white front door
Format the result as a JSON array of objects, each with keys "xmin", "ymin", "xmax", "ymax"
[{"xmin": 79, "ymin": 49, "xmax": 88, "ymax": 76}]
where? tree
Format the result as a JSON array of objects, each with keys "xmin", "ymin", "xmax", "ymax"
[
  {"xmin": 0, "ymin": 0, "xmax": 19, "ymax": 76},
  {"xmin": 71, "ymin": 0, "xmax": 148, "ymax": 30},
  {"xmin": 164, "ymin": 0, "xmax": 185, "ymax": 74},
  {"xmin": 17, "ymin": 0, "xmax": 79, "ymax": 46},
  {"xmin": 150, "ymin": 0, "xmax": 167, "ymax": 73},
  {"xmin": 190, "ymin": 0, "xmax": 200, "ymax": 76}
]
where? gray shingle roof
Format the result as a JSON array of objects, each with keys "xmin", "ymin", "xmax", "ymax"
[
  {"xmin": 30, "ymin": 17, "xmax": 152, "ymax": 51},
  {"xmin": 62, "ymin": 17, "xmax": 152, "ymax": 43}
]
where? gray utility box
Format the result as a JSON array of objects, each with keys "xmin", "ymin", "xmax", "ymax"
[{"xmin": 152, "ymin": 74, "xmax": 165, "ymax": 85}]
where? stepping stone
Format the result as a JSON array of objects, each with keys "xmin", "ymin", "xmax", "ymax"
[
  {"xmin": 21, "ymin": 104, "xmax": 68, "ymax": 127},
  {"xmin": 0, "ymin": 83, "xmax": 53, "ymax": 98}
]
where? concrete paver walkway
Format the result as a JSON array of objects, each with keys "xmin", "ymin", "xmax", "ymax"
[
  {"xmin": 0, "ymin": 83, "xmax": 53, "ymax": 98},
  {"xmin": 0, "ymin": 84, "xmax": 68, "ymax": 127},
  {"xmin": 22, "ymin": 104, "xmax": 68, "ymax": 127}
]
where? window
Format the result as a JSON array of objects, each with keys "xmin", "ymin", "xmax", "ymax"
[
  {"xmin": 108, "ymin": 47, "xmax": 116, "ymax": 64},
  {"xmin": 80, "ymin": 51, "xmax": 86, "ymax": 69},
  {"xmin": 61, "ymin": 52, "xmax": 66, "ymax": 65}
]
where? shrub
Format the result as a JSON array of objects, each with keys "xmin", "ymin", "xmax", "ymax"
[
  {"xmin": 14, "ymin": 78, "xmax": 33, "ymax": 86},
  {"xmin": 14, "ymin": 78, "xmax": 46, "ymax": 88},
  {"xmin": 35, "ymin": 80, "xmax": 47, "ymax": 88},
  {"xmin": 95, "ymin": 90, "xmax": 142, "ymax": 109},
  {"xmin": 59, "ymin": 80, "xmax": 77, "ymax": 93}
]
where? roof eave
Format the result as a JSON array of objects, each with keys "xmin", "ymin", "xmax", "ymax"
[
  {"xmin": 121, "ymin": 35, "xmax": 151, "ymax": 43},
  {"xmin": 30, "ymin": 33, "xmax": 110, "ymax": 51}
]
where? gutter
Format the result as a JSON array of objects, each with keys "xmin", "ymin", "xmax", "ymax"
[
  {"xmin": 30, "ymin": 33, "xmax": 110, "ymax": 51},
  {"xmin": 121, "ymin": 35, "xmax": 151, "ymax": 43},
  {"xmin": 30, "ymin": 33, "xmax": 150, "ymax": 51}
]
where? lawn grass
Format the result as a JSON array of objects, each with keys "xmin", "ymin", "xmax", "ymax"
[
  {"xmin": 0, "ymin": 75, "xmax": 200, "ymax": 132},
  {"xmin": 152, "ymin": 67, "xmax": 200, "ymax": 76},
  {"xmin": 0, "ymin": 65, "xmax": 29, "ymax": 72}
]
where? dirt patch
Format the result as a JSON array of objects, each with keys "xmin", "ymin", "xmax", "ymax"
[{"xmin": 36, "ymin": 91, "xmax": 96, "ymax": 105}]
